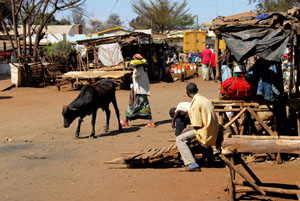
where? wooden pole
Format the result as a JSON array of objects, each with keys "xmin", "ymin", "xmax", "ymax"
[
  {"xmin": 86, "ymin": 48, "xmax": 89, "ymax": 71},
  {"xmin": 297, "ymin": 111, "xmax": 300, "ymax": 136},
  {"xmin": 289, "ymin": 27, "xmax": 295, "ymax": 95},
  {"xmin": 215, "ymin": 32, "xmax": 222, "ymax": 99},
  {"xmin": 295, "ymin": 34, "xmax": 300, "ymax": 95}
]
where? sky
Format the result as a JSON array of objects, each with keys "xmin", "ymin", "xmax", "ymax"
[{"xmin": 56, "ymin": 0, "xmax": 257, "ymax": 28}]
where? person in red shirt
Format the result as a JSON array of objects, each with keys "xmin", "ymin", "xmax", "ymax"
[
  {"xmin": 200, "ymin": 45, "xmax": 212, "ymax": 80},
  {"xmin": 210, "ymin": 53, "xmax": 216, "ymax": 80}
]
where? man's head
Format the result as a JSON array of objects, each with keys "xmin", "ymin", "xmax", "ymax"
[
  {"xmin": 186, "ymin": 82, "xmax": 198, "ymax": 98},
  {"xmin": 206, "ymin": 45, "xmax": 209, "ymax": 49}
]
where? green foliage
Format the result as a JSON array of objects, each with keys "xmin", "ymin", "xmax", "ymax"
[
  {"xmin": 42, "ymin": 41, "xmax": 74, "ymax": 63},
  {"xmin": 249, "ymin": 0, "xmax": 300, "ymax": 12},
  {"xmin": 0, "ymin": 0, "xmax": 13, "ymax": 33},
  {"xmin": 131, "ymin": 0, "xmax": 194, "ymax": 33},
  {"xmin": 105, "ymin": 13, "xmax": 123, "ymax": 29},
  {"xmin": 129, "ymin": 16, "xmax": 151, "ymax": 30}
]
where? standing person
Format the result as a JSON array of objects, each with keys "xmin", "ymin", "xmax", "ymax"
[
  {"xmin": 200, "ymin": 45, "xmax": 212, "ymax": 80},
  {"xmin": 176, "ymin": 82, "xmax": 219, "ymax": 171},
  {"xmin": 120, "ymin": 54, "xmax": 156, "ymax": 128},
  {"xmin": 210, "ymin": 53, "xmax": 216, "ymax": 80}
]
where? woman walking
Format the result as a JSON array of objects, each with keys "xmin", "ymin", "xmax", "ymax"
[{"xmin": 120, "ymin": 54, "xmax": 155, "ymax": 128}]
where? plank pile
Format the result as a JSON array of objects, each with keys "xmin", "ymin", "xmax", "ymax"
[
  {"xmin": 121, "ymin": 143, "xmax": 182, "ymax": 168},
  {"xmin": 105, "ymin": 140, "xmax": 214, "ymax": 168}
]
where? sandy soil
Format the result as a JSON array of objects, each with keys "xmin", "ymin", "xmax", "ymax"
[{"xmin": 0, "ymin": 76, "xmax": 300, "ymax": 201}]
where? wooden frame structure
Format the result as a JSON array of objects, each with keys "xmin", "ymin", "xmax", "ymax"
[{"xmin": 221, "ymin": 136, "xmax": 300, "ymax": 201}]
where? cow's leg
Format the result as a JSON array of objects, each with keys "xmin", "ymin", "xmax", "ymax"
[
  {"xmin": 75, "ymin": 117, "xmax": 83, "ymax": 138},
  {"xmin": 90, "ymin": 110, "xmax": 97, "ymax": 138},
  {"xmin": 112, "ymin": 96, "xmax": 123, "ymax": 131},
  {"xmin": 104, "ymin": 107, "xmax": 111, "ymax": 132}
]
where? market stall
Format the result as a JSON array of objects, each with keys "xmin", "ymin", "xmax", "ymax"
[{"xmin": 210, "ymin": 8, "xmax": 300, "ymax": 200}]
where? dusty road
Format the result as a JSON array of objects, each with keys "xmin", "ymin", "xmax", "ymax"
[{"xmin": 0, "ymin": 76, "xmax": 299, "ymax": 201}]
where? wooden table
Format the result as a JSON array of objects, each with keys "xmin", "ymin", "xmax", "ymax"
[{"xmin": 56, "ymin": 70, "xmax": 132, "ymax": 90}]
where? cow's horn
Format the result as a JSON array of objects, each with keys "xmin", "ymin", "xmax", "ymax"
[
  {"xmin": 70, "ymin": 107, "xmax": 79, "ymax": 111},
  {"xmin": 63, "ymin": 105, "xmax": 68, "ymax": 110}
]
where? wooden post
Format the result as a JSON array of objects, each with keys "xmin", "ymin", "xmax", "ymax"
[
  {"xmin": 227, "ymin": 157, "xmax": 235, "ymax": 201},
  {"xmin": 138, "ymin": 37, "xmax": 142, "ymax": 53},
  {"xmin": 295, "ymin": 34, "xmax": 300, "ymax": 95},
  {"xmin": 297, "ymin": 111, "xmax": 300, "ymax": 136},
  {"xmin": 149, "ymin": 37, "xmax": 154, "ymax": 77},
  {"xmin": 86, "ymin": 47, "xmax": 89, "ymax": 71},
  {"xmin": 289, "ymin": 27, "xmax": 295, "ymax": 95},
  {"xmin": 215, "ymin": 32, "xmax": 222, "ymax": 99}
]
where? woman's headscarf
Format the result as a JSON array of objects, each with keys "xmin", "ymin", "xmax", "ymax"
[{"xmin": 133, "ymin": 54, "xmax": 144, "ymax": 60}]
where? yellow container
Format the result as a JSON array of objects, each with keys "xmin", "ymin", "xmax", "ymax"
[{"xmin": 183, "ymin": 30, "xmax": 206, "ymax": 53}]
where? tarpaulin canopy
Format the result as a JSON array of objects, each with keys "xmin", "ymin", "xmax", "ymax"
[
  {"xmin": 223, "ymin": 27, "xmax": 290, "ymax": 62},
  {"xmin": 98, "ymin": 42, "xmax": 124, "ymax": 66}
]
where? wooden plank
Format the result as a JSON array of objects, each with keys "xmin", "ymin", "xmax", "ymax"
[
  {"xmin": 150, "ymin": 148, "xmax": 162, "ymax": 157},
  {"xmin": 219, "ymin": 154, "xmax": 266, "ymax": 196},
  {"xmin": 153, "ymin": 146, "xmax": 168, "ymax": 157},
  {"xmin": 224, "ymin": 108, "xmax": 247, "ymax": 129},
  {"xmin": 125, "ymin": 148, "xmax": 148, "ymax": 160},
  {"xmin": 165, "ymin": 144, "xmax": 175, "ymax": 153},
  {"xmin": 136, "ymin": 148, "xmax": 152, "ymax": 160},
  {"xmin": 141, "ymin": 148, "xmax": 158, "ymax": 160}
]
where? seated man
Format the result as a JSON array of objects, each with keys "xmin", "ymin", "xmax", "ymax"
[
  {"xmin": 176, "ymin": 82, "xmax": 219, "ymax": 171},
  {"xmin": 169, "ymin": 102, "xmax": 191, "ymax": 136}
]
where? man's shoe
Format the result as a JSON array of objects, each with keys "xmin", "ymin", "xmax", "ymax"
[{"xmin": 180, "ymin": 166, "xmax": 201, "ymax": 172}]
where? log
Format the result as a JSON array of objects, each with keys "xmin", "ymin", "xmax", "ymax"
[
  {"xmin": 222, "ymin": 138, "xmax": 300, "ymax": 154},
  {"xmin": 231, "ymin": 135, "xmax": 300, "ymax": 140}
]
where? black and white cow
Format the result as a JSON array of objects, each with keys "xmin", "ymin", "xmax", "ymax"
[{"xmin": 62, "ymin": 79, "xmax": 122, "ymax": 138}]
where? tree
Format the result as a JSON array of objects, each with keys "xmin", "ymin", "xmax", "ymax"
[
  {"xmin": 85, "ymin": 18, "xmax": 104, "ymax": 34},
  {"xmin": 2, "ymin": 0, "xmax": 86, "ymax": 62},
  {"xmin": 70, "ymin": 6, "xmax": 86, "ymax": 26},
  {"xmin": 105, "ymin": 13, "xmax": 123, "ymax": 29},
  {"xmin": 131, "ymin": 0, "xmax": 194, "ymax": 33},
  {"xmin": 249, "ymin": 0, "xmax": 300, "ymax": 12},
  {"xmin": 0, "ymin": 0, "xmax": 15, "ymax": 51},
  {"xmin": 129, "ymin": 16, "xmax": 151, "ymax": 30}
]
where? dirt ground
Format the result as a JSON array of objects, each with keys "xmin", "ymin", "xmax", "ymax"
[{"xmin": 1, "ymin": 75, "xmax": 300, "ymax": 201}]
